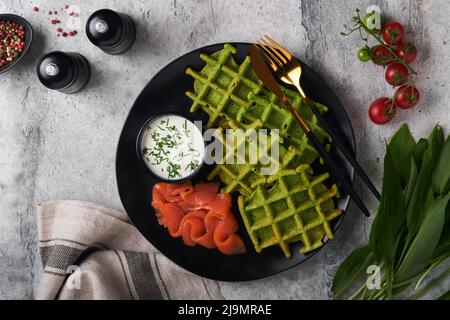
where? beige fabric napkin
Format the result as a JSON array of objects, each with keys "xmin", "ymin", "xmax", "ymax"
[{"xmin": 36, "ymin": 200, "xmax": 223, "ymax": 300}]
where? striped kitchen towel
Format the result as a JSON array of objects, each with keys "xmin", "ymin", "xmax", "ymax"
[{"xmin": 36, "ymin": 200, "xmax": 223, "ymax": 300}]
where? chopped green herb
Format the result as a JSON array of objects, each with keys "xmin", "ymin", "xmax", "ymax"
[
  {"xmin": 185, "ymin": 160, "xmax": 200, "ymax": 172},
  {"xmin": 142, "ymin": 116, "xmax": 203, "ymax": 180},
  {"xmin": 167, "ymin": 162, "xmax": 182, "ymax": 179}
]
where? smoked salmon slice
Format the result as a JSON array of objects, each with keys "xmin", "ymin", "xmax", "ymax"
[
  {"xmin": 194, "ymin": 192, "xmax": 232, "ymax": 218},
  {"xmin": 180, "ymin": 210, "xmax": 216, "ymax": 248},
  {"xmin": 157, "ymin": 202, "xmax": 185, "ymax": 237},
  {"xmin": 151, "ymin": 182, "xmax": 246, "ymax": 255},
  {"xmin": 180, "ymin": 182, "xmax": 219, "ymax": 205}
]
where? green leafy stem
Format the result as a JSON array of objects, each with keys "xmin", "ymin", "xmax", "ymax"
[
  {"xmin": 341, "ymin": 9, "xmax": 417, "ymax": 76},
  {"xmin": 332, "ymin": 124, "xmax": 450, "ymax": 300}
]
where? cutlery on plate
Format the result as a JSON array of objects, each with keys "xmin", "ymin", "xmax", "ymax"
[
  {"xmin": 253, "ymin": 35, "xmax": 381, "ymax": 201},
  {"xmin": 250, "ymin": 44, "xmax": 371, "ymax": 217}
]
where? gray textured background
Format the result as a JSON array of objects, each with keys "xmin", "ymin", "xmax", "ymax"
[{"xmin": 1, "ymin": 0, "xmax": 449, "ymax": 299}]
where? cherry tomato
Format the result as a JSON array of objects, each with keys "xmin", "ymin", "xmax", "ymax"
[
  {"xmin": 385, "ymin": 62, "xmax": 409, "ymax": 86},
  {"xmin": 371, "ymin": 45, "xmax": 393, "ymax": 66},
  {"xmin": 357, "ymin": 47, "xmax": 372, "ymax": 62},
  {"xmin": 369, "ymin": 97, "xmax": 397, "ymax": 125},
  {"xmin": 394, "ymin": 85, "xmax": 420, "ymax": 109},
  {"xmin": 381, "ymin": 21, "xmax": 404, "ymax": 45},
  {"xmin": 394, "ymin": 42, "xmax": 417, "ymax": 64}
]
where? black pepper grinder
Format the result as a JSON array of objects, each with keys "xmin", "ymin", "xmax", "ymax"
[
  {"xmin": 86, "ymin": 9, "xmax": 136, "ymax": 55},
  {"xmin": 36, "ymin": 51, "xmax": 91, "ymax": 94}
]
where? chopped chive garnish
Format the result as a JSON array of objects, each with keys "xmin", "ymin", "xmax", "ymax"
[
  {"xmin": 185, "ymin": 160, "xmax": 200, "ymax": 172},
  {"xmin": 167, "ymin": 162, "xmax": 182, "ymax": 179},
  {"xmin": 142, "ymin": 116, "xmax": 202, "ymax": 179}
]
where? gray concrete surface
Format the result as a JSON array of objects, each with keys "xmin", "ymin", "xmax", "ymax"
[{"xmin": 0, "ymin": 0, "xmax": 449, "ymax": 299}]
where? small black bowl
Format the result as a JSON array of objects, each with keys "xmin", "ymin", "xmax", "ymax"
[
  {"xmin": 136, "ymin": 113, "xmax": 206, "ymax": 183},
  {"xmin": 0, "ymin": 14, "xmax": 33, "ymax": 75}
]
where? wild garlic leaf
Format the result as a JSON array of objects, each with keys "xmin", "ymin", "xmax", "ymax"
[
  {"xmin": 369, "ymin": 146, "xmax": 406, "ymax": 299},
  {"xmin": 407, "ymin": 126, "xmax": 444, "ymax": 239},
  {"xmin": 332, "ymin": 124, "xmax": 449, "ymax": 300},
  {"xmin": 396, "ymin": 192, "xmax": 450, "ymax": 283},
  {"xmin": 413, "ymin": 138, "xmax": 428, "ymax": 170},
  {"xmin": 369, "ymin": 147, "xmax": 406, "ymax": 264},
  {"xmin": 404, "ymin": 156, "xmax": 418, "ymax": 205},
  {"xmin": 432, "ymin": 204, "xmax": 450, "ymax": 259},
  {"xmin": 387, "ymin": 124, "xmax": 416, "ymax": 188},
  {"xmin": 331, "ymin": 246, "xmax": 374, "ymax": 299},
  {"xmin": 432, "ymin": 135, "xmax": 450, "ymax": 196}
]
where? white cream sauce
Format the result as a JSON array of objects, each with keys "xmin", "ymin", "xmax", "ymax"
[{"xmin": 141, "ymin": 115, "xmax": 204, "ymax": 180}]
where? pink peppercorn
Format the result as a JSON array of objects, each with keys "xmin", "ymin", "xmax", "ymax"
[{"xmin": 0, "ymin": 20, "xmax": 26, "ymax": 68}]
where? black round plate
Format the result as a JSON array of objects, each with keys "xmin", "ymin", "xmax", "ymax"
[
  {"xmin": 116, "ymin": 43, "xmax": 355, "ymax": 281},
  {"xmin": 0, "ymin": 14, "xmax": 33, "ymax": 74}
]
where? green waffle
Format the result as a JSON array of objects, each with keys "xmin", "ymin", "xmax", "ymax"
[
  {"xmin": 185, "ymin": 44, "xmax": 342, "ymax": 258},
  {"xmin": 185, "ymin": 44, "xmax": 330, "ymax": 165},
  {"xmin": 238, "ymin": 165, "xmax": 342, "ymax": 258},
  {"xmin": 207, "ymin": 123, "xmax": 300, "ymax": 197}
]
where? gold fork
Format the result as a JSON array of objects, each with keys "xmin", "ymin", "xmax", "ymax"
[
  {"xmin": 257, "ymin": 35, "xmax": 308, "ymax": 100},
  {"xmin": 255, "ymin": 35, "xmax": 381, "ymax": 201}
]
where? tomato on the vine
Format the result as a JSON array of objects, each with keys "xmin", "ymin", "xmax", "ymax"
[
  {"xmin": 369, "ymin": 97, "xmax": 397, "ymax": 125},
  {"xmin": 394, "ymin": 85, "xmax": 420, "ymax": 109},
  {"xmin": 394, "ymin": 42, "xmax": 417, "ymax": 64},
  {"xmin": 385, "ymin": 62, "xmax": 409, "ymax": 86},
  {"xmin": 371, "ymin": 45, "xmax": 392, "ymax": 66},
  {"xmin": 342, "ymin": 11, "xmax": 420, "ymax": 125},
  {"xmin": 357, "ymin": 47, "xmax": 372, "ymax": 62},
  {"xmin": 381, "ymin": 21, "xmax": 404, "ymax": 45}
]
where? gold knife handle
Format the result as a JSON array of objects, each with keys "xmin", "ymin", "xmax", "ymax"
[{"xmin": 279, "ymin": 95, "xmax": 311, "ymax": 133}]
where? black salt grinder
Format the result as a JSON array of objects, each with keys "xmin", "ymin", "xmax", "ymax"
[
  {"xmin": 86, "ymin": 9, "xmax": 136, "ymax": 55},
  {"xmin": 36, "ymin": 51, "xmax": 91, "ymax": 94}
]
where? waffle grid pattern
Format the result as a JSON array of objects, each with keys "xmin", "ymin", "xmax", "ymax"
[
  {"xmin": 186, "ymin": 44, "xmax": 342, "ymax": 258},
  {"xmin": 185, "ymin": 44, "xmax": 330, "ymax": 165},
  {"xmin": 207, "ymin": 125, "xmax": 299, "ymax": 197},
  {"xmin": 238, "ymin": 165, "xmax": 342, "ymax": 258}
]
